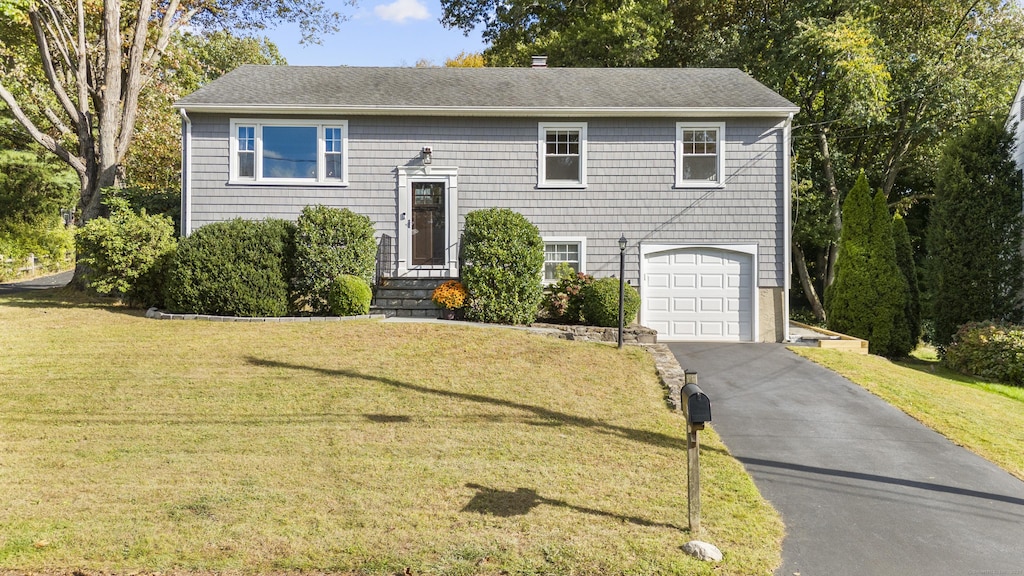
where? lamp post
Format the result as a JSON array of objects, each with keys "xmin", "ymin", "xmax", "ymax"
[{"xmin": 618, "ymin": 234, "xmax": 627, "ymax": 349}]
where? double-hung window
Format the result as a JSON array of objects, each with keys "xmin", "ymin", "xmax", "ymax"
[
  {"xmin": 542, "ymin": 237, "xmax": 587, "ymax": 284},
  {"xmin": 538, "ymin": 122, "xmax": 587, "ymax": 187},
  {"xmin": 676, "ymin": 122, "xmax": 725, "ymax": 187},
  {"xmin": 230, "ymin": 119, "xmax": 348, "ymax": 185}
]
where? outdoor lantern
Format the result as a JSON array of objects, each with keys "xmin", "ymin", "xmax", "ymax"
[
  {"xmin": 618, "ymin": 234, "xmax": 627, "ymax": 252},
  {"xmin": 421, "ymin": 146, "xmax": 433, "ymax": 164}
]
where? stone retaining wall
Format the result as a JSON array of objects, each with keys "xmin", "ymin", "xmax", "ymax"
[{"xmin": 530, "ymin": 322, "xmax": 658, "ymax": 344}]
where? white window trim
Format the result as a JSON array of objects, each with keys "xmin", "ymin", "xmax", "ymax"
[
  {"xmin": 541, "ymin": 236, "xmax": 588, "ymax": 285},
  {"xmin": 229, "ymin": 118, "xmax": 349, "ymax": 186},
  {"xmin": 538, "ymin": 122, "xmax": 588, "ymax": 188},
  {"xmin": 675, "ymin": 121, "xmax": 726, "ymax": 189}
]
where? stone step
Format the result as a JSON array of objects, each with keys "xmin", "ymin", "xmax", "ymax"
[{"xmin": 370, "ymin": 307, "xmax": 443, "ymax": 318}]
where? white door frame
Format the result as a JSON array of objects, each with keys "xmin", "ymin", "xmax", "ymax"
[
  {"xmin": 639, "ymin": 243, "xmax": 759, "ymax": 342},
  {"xmin": 396, "ymin": 165, "xmax": 459, "ymax": 276}
]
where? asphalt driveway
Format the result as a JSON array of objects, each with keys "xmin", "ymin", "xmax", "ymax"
[
  {"xmin": 669, "ymin": 342, "xmax": 1024, "ymax": 576},
  {"xmin": 0, "ymin": 270, "xmax": 73, "ymax": 294}
]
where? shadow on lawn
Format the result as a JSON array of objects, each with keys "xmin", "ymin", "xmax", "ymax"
[
  {"xmin": 462, "ymin": 483, "xmax": 685, "ymax": 531},
  {"xmin": 246, "ymin": 356, "xmax": 688, "ymax": 451}
]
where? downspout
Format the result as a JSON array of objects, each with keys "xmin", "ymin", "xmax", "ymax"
[
  {"xmin": 783, "ymin": 112, "xmax": 794, "ymax": 342},
  {"xmin": 179, "ymin": 108, "xmax": 192, "ymax": 236}
]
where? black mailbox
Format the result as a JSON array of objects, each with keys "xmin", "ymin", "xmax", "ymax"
[{"xmin": 682, "ymin": 383, "xmax": 712, "ymax": 425}]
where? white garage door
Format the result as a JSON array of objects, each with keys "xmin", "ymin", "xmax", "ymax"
[{"xmin": 642, "ymin": 247, "xmax": 754, "ymax": 342}]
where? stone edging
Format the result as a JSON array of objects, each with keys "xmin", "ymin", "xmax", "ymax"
[
  {"xmin": 145, "ymin": 308, "xmax": 386, "ymax": 322},
  {"xmin": 644, "ymin": 344, "xmax": 685, "ymax": 413}
]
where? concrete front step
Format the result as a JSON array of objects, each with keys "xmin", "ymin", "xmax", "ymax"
[{"xmin": 372, "ymin": 277, "xmax": 456, "ymax": 317}]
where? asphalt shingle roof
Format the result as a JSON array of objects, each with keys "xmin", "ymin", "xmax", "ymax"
[{"xmin": 175, "ymin": 65, "xmax": 797, "ymax": 115}]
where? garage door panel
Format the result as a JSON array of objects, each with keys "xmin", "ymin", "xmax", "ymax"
[
  {"xmin": 700, "ymin": 297, "xmax": 723, "ymax": 313},
  {"xmin": 674, "ymin": 297, "xmax": 696, "ymax": 312},
  {"xmin": 647, "ymin": 272, "xmax": 670, "ymax": 289},
  {"xmin": 673, "ymin": 273, "xmax": 697, "ymax": 289},
  {"xmin": 642, "ymin": 247, "xmax": 753, "ymax": 342}
]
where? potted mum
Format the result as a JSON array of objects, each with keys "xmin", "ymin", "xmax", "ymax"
[{"xmin": 432, "ymin": 279, "xmax": 468, "ymax": 320}]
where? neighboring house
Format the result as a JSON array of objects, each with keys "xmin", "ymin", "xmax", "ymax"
[
  {"xmin": 1010, "ymin": 80, "xmax": 1024, "ymax": 180},
  {"xmin": 175, "ymin": 64, "xmax": 798, "ymax": 342}
]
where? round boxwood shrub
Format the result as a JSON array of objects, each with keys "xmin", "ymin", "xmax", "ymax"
[
  {"xmin": 292, "ymin": 205, "xmax": 377, "ymax": 315},
  {"xmin": 460, "ymin": 208, "xmax": 544, "ymax": 324},
  {"xmin": 581, "ymin": 277, "xmax": 641, "ymax": 328},
  {"xmin": 165, "ymin": 218, "xmax": 295, "ymax": 317},
  {"xmin": 327, "ymin": 274, "xmax": 372, "ymax": 316},
  {"xmin": 943, "ymin": 321, "xmax": 1024, "ymax": 386}
]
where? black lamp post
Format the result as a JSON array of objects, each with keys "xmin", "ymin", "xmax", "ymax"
[{"xmin": 618, "ymin": 234, "xmax": 627, "ymax": 349}]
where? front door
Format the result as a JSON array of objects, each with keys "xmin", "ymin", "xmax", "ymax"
[{"xmin": 411, "ymin": 181, "xmax": 446, "ymax": 266}]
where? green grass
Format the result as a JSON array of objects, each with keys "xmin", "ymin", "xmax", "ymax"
[
  {"xmin": 791, "ymin": 346, "xmax": 1024, "ymax": 481},
  {"xmin": 1, "ymin": 290, "xmax": 782, "ymax": 575}
]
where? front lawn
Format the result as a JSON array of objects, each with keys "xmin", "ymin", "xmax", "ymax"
[
  {"xmin": 791, "ymin": 347, "xmax": 1024, "ymax": 481},
  {"xmin": 0, "ymin": 290, "xmax": 782, "ymax": 575}
]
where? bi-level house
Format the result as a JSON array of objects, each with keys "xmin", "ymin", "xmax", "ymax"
[{"xmin": 175, "ymin": 62, "xmax": 798, "ymax": 342}]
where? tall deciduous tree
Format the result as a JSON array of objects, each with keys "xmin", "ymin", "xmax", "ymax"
[
  {"xmin": 0, "ymin": 0, "xmax": 349, "ymax": 233},
  {"xmin": 927, "ymin": 117, "xmax": 1024, "ymax": 347},
  {"xmin": 124, "ymin": 31, "xmax": 286, "ymax": 195}
]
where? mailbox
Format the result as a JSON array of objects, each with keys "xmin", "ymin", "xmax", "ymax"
[{"xmin": 681, "ymin": 383, "xmax": 712, "ymax": 425}]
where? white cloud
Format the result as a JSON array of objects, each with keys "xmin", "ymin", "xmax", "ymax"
[{"xmin": 374, "ymin": 0, "xmax": 430, "ymax": 24}]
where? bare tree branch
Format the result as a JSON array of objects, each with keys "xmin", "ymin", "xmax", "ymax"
[
  {"xmin": 0, "ymin": 81, "xmax": 86, "ymax": 175},
  {"xmin": 29, "ymin": 10, "xmax": 79, "ymax": 129}
]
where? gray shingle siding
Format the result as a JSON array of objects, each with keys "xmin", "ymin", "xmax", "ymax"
[{"xmin": 186, "ymin": 114, "xmax": 787, "ymax": 287}]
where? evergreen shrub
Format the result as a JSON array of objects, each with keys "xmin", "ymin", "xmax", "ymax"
[
  {"xmin": 165, "ymin": 218, "xmax": 295, "ymax": 317},
  {"xmin": 581, "ymin": 276, "xmax": 640, "ymax": 327},
  {"xmin": 944, "ymin": 321, "xmax": 1024, "ymax": 386},
  {"xmin": 461, "ymin": 208, "xmax": 544, "ymax": 324},
  {"xmin": 292, "ymin": 206, "xmax": 377, "ymax": 315},
  {"xmin": 326, "ymin": 274, "xmax": 372, "ymax": 316},
  {"xmin": 75, "ymin": 195, "xmax": 177, "ymax": 306}
]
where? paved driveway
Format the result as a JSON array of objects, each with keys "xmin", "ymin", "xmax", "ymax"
[
  {"xmin": 0, "ymin": 270, "xmax": 73, "ymax": 294},
  {"xmin": 668, "ymin": 342, "xmax": 1024, "ymax": 576}
]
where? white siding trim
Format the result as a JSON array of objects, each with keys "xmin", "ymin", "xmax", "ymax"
[{"xmin": 179, "ymin": 109, "xmax": 193, "ymax": 236}]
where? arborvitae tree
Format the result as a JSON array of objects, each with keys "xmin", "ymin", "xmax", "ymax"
[
  {"xmin": 826, "ymin": 172, "xmax": 913, "ymax": 356},
  {"xmin": 927, "ymin": 117, "xmax": 1024, "ymax": 347},
  {"xmin": 825, "ymin": 172, "xmax": 874, "ymax": 338},
  {"xmin": 868, "ymin": 191, "xmax": 912, "ymax": 357},
  {"xmin": 893, "ymin": 214, "xmax": 921, "ymax": 346}
]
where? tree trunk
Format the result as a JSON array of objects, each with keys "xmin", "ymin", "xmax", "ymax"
[
  {"xmin": 817, "ymin": 129, "xmax": 842, "ymax": 290},
  {"xmin": 793, "ymin": 242, "xmax": 826, "ymax": 322}
]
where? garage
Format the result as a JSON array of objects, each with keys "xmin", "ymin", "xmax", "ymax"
[{"xmin": 641, "ymin": 245, "xmax": 755, "ymax": 342}]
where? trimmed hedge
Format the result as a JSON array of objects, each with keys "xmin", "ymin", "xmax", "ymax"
[
  {"xmin": 292, "ymin": 206, "xmax": 377, "ymax": 315},
  {"xmin": 460, "ymin": 208, "xmax": 544, "ymax": 324},
  {"xmin": 165, "ymin": 218, "xmax": 295, "ymax": 317},
  {"xmin": 581, "ymin": 276, "xmax": 640, "ymax": 328},
  {"xmin": 327, "ymin": 274, "xmax": 372, "ymax": 316},
  {"xmin": 75, "ymin": 195, "xmax": 177, "ymax": 307},
  {"xmin": 943, "ymin": 321, "xmax": 1024, "ymax": 386}
]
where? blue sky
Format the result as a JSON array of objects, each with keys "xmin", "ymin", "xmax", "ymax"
[{"xmin": 263, "ymin": 0, "xmax": 487, "ymax": 67}]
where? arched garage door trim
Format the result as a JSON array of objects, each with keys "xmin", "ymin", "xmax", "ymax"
[{"xmin": 639, "ymin": 244, "xmax": 759, "ymax": 342}]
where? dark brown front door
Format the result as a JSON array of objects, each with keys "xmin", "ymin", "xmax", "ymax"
[{"xmin": 412, "ymin": 181, "xmax": 445, "ymax": 266}]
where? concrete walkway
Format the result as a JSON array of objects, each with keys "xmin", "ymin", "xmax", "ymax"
[{"xmin": 668, "ymin": 342, "xmax": 1024, "ymax": 576}]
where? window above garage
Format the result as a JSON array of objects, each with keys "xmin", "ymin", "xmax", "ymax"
[{"xmin": 676, "ymin": 122, "xmax": 725, "ymax": 188}]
